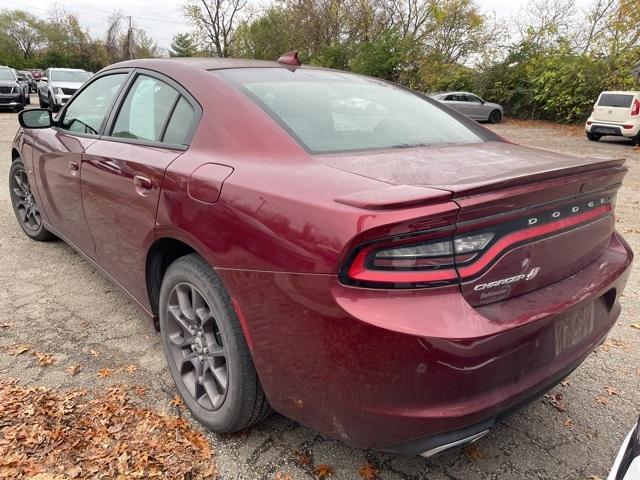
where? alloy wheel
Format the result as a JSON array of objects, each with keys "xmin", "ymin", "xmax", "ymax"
[
  {"xmin": 166, "ymin": 282, "xmax": 229, "ymax": 411},
  {"xmin": 11, "ymin": 167, "xmax": 42, "ymax": 232}
]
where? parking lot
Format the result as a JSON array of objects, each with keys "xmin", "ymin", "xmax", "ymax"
[{"xmin": 0, "ymin": 100, "xmax": 639, "ymax": 479}]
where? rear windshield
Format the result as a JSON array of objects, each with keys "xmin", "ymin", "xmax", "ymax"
[
  {"xmin": 598, "ymin": 94, "xmax": 634, "ymax": 108},
  {"xmin": 214, "ymin": 68, "xmax": 483, "ymax": 153}
]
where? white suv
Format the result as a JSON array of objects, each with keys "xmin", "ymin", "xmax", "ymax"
[{"xmin": 586, "ymin": 91, "xmax": 640, "ymax": 145}]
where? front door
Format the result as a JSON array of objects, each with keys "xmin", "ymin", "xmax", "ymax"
[
  {"xmin": 32, "ymin": 72, "xmax": 129, "ymax": 258},
  {"xmin": 81, "ymin": 72, "xmax": 197, "ymax": 305}
]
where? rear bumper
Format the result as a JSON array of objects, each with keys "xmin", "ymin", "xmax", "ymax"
[
  {"xmin": 218, "ymin": 232, "xmax": 633, "ymax": 452},
  {"xmin": 586, "ymin": 122, "xmax": 640, "ymax": 138}
]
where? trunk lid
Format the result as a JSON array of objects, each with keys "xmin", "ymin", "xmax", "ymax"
[
  {"xmin": 323, "ymin": 141, "xmax": 627, "ymax": 306},
  {"xmin": 592, "ymin": 92, "xmax": 637, "ymax": 123}
]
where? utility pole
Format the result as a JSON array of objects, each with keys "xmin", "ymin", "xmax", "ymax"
[{"xmin": 126, "ymin": 16, "xmax": 133, "ymax": 59}]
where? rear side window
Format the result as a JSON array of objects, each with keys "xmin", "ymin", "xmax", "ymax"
[
  {"xmin": 112, "ymin": 75, "xmax": 179, "ymax": 142},
  {"xmin": 598, "ymin": 94, "xmax": 634, "ymax": 108},
  {"xmin": 163, "ymin": 97, "xmax": 195, "ymax": 145},
  {"xmin": 215, "ymin": 68, "xmax": 483, "ymax": 154}
]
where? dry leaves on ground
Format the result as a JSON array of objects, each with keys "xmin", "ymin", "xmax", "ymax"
[
  {"xmin": 97, "ymin": 368, "xmax": 115, "ymax": 379},
  {"xmin": 7, "ymin": 344, "xmax": 30, "ymax": 356},
  {"xmin": 274, "ymin": 472, "xmax": 293, "ymax": 480},
  {"xmin": 598, "ymin": 338, "xmax": 630, "ymax": 352},
  {"xmin": 358, "ymin": 462, "xmax": 379, "ymax": 479},
  {"xmin": 313, "ymin": 464, "xmax": 334, "ymax": 478},
  {"xmin": 605, "ymin": 385, "xmax": 619, "ymax": 396},
  {"xmin": 66, "ymin": 364, "xmax": 81, "ymax": 376},
  {"xmin": 546, "ymin": 392, "xmax": 567, "ymax": 412},
  {"xmin": 0, "ymin": 379, "xmax": 215, "ymax": 479},
  {"xmin": 463, "ymin": 443, "xmax": 486, "ymax": 461},
  {"xmin": 32, "ymin": 352, "xmax": 55, "ymax": 367}
]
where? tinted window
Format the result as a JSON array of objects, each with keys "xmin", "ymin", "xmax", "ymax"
[
  {"xmin": 60, "ymin": 73, "xmax": 126, "ymax": 135},
  {"xmin": 163, "ymin": 97, "xmax": 195, "ymax": 145},
  {"xmin": 216, "ymin": 69, "xmax": 482, "ymax": 153},
  {"xmin": 466, "ymin": 94, "xmax": 483, "ymax": 103},
  {"xmin": 112, "ymin": 75, "xmax": 179, "ymax": 142},
  {"xmin": 51, "ymin": 70, "xmax": 90, "ymax": 82},
  {"xmin": 598, "ymin": 94, "xmax": 634, "ymax": 108}
]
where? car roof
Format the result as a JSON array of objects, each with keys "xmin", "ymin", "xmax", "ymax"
[
  {"xmin": 599, "ymin": 91, "xmax": 640, "ymax": 95},
  {"xmin": 105, "ymin": 57, "xmax": 323, "ymax": 72}
]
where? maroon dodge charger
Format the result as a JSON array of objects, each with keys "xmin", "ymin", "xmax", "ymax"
[{"xmin": 9, "ymin": 55, "xmax": 633, "ymax": 456}]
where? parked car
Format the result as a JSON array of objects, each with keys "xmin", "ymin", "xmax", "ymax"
[
  {"xmin": 608, "ymin": 417, "xmax": 640, "ymax": 480},
  {"xmin": 28, "ymin": 69, "xmax": 44, "ymax": 82},
  {"xmin": 12, "ymin": 69, "xmax": 31, "ymax": 104},
  {"xmin": 10, "ymin": 56, "xmax": 633, "ymax": 457},
  {"xmin": 37, "ymin": 68, "xmax": 90, "ymax": 111},
  {"xmin": 0, "ymin": 66, "xmax": 26, "ymax": 111},
  {"xmin": 19, "ymin": 70, "xmax": 37, "ymax": 93},
  {"xmin": 586, "ymin": 91, "xmax": 640, "ymax": 145},
  {"xmin": 430, "ymin": 91, "xmax": 503, "ymax": 123}
]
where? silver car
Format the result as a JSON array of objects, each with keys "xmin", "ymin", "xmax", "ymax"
[
  {"xmin": 430, "ymin": 91, "xmax": 503, "ymax": 123},
  {"xmin": 38, "ymin": 68, "xmax": 90, "ymax": 111}
]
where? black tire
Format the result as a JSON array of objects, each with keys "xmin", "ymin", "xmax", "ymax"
[
  {"xmin": 586, "ymin": 132, "xmax": 601, "ymax": 141},
  {"xmin": 159, "ymin": 254, "xmax": 271, "ymax": 432},
  {"xmin": 9, "ymin": 159, "xmax": 55, "ymax": 241},
  {"xmin": 38, "ymin": 94, "xmax": 46, "ymax": 108},
  {"xmin": 488, "ymin": 109, "xmax": 502, "ymax": 124},
  {"xmin": 48, "ymin": 94, "xmax": 58, "ymax": 112},
  {"xmin": 15, "ymin": 96, "xmax": 24, "ymax": 112},
  {"xmin": 25, "ymin": 93, "xmax": 30, "ymax": 105}
]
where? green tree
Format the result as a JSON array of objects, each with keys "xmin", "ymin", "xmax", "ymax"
[{"xmin": 169, "ymin": 33, "xmax": 199, "ymax": 57}]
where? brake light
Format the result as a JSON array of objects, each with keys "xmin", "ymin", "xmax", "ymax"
[
  {"xmin": 623, "ymin": 124, "xmax": 633, "ymax": 129},
  {"xmin": 342, "ymin": 232, "xmax": 494, "ymax": 288},
  {"xmin": 586, "ymin": 121, "xmax": 593, "ymax": 125},
  {"xmin": 631, "ymin": 99, "xmax": 640, "ymax": 116},
  {"xmin": 341, "ymin": 196, "xmax": 613, "ymax": 289}
]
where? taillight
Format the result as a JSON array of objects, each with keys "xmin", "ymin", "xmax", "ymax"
[
  {"xmin": 631, "ymin": 99, "xmax": 640, "ymax": 116},
  {"xmin": 622, "ymin": 124, "xmax": 633, "ymax": 129},
  {"xmin": 341, "ymin": 195, "xmax": 614, "ymax": 289},
  {"xmin": 341, "ymin": 231, "xmax": 494, "ymax": 288}
]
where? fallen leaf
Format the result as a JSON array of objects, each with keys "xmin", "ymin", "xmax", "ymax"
[
  {"xmin": 274, "ymin": 472, "xmax": 293, "ymax": 480},
  {"xmin": 564, "ymin": 418, "xmax": 575, "ymax": 431},
  {"xmin": 89, "ymin": 349, "xmax": 100, "ymax": 357},
  {"xmin": 605, "ymin": 385, "xmax": 618, "ymax": 396},
  {"xmin": 124, "ymin": 364, "xmax": 137, "ymax": 374},
  {"xmin": 66, "ymin": 364, "xmax": 81, "ymax": 376},
  {"xmin": 561, "ymin": 380, "xmax": 572, "ymax": 387},
  {"xmin": 294, "ymin": 450, "xmax": 311, "ymax": 466},
  {"xmin": 170, "ymin": 394, "xmax": 183, "ymax": 407},
  {"xmin": 586, "ymin": 429, "xmax": 599, "ymax": 440},
  {"xmin": 463, "ymin": 443, "xmax": 485, "ymax": 461},
  {"xmin": 588, "ymin": 475, "xmax": 603, "ymax": 480},
  {"xmin": 0, "ymin": 323, "xmax": 12, "ymax": 328},
  {"xmin": 8, "ymin": 343, "xmax": 31, "ymax": 356},
  {"xmin": 33, "ymin": 351, "xmax": 55, "ymax": 366},
  {"xmin": 596, "ymin": 395, "xmax": 609, "ymax": 406},
  {"xmin": 630, "ymin": 323, "xmax": 640, "ymax": 330},
  {"xmin": 132, "ymin": 385, "xmax": 148, "ymax": 398},
  {"xmin": 97, "ymin": 368, "xmax": 115, "ymax": 378},
  {"xmin": 359, "ymin": 462, "xmax": 379, "ymax": 479},
  {"xmin": 314, "ymin": 464, "xmax": 334, "ymax": 478}
]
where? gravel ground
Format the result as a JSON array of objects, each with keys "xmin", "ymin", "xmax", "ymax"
[{"xmin": 0, "ymin": 103, "xmax": 639, "ymax": 480}]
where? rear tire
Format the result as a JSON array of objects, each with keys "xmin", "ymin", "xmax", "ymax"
[
  {"xmin": 488, "ymin": 109, "xmax": 502, "ymax": 124},
  {"xmin": 9, "ymin": 159, "xmax": 55, "ymax": 241},
  {"xmin": 38, "ymin": 94, "xmax": 45, "ymax": 108},
  {"xmin": 159, "ymin": 254, "xmax": 272, "ymax": 433},
  {"xmin": 586, "ymin": 132, "xmax": 601, "ymax": 141}
]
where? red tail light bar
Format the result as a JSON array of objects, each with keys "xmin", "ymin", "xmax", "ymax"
[{"xmin": 341, "ymin": 196, "xmax": 613, "ymax": 289}]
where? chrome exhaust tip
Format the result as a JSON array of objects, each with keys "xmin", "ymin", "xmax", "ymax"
[{"xmin": 419, "ymin": 429, "xmax": 490, "ymax": 458}]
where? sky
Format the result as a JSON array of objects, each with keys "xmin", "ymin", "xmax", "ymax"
[{"xmin": 0, "ymin": 0, "xmax": 593, "ymax": 50}]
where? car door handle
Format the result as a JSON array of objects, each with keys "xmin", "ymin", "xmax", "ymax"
[
  {"xmin": 69, "ymin": 161, "xmax": 79, "ymax": 176},
  {"xmin": 133, "ymin": 175, "xmax": 152, "ymax": 195}
]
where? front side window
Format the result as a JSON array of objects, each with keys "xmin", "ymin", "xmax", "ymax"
[
  {"xmin": 216, "ymin": 68, "xmax": 483, "ymax": 153},
  {"xmin": 111, "ymin": 75, "xmax": 180, "ymax": 142},
  {"xmin": 59, "ymin": 73, "xmax": 127, "ymax": 135},
  {"xmin": 466, "ymin": 94, "xmax": 483, "ymax": 103}
]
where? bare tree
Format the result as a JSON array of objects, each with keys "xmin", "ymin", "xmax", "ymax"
[
  {"xmin": 515, "ymin": 0, "xmax": 577, "ymax": 49},
  {"xmin": 183, "ymin": 0, "xmax": 248, "ymax": 57},
  {"xmin": 578, "ymin": 0, "xmax": 616, "ymax": 54}
]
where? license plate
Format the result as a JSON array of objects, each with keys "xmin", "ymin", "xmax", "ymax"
[
  {"xmin": 594, "ymin": 127, "xmax": 618, "ymax": 135},
  {"xmin": 555, "ymin": 302, "xmax": 595, "ymax": 355}
]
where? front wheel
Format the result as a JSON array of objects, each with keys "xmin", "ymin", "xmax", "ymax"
[
  {"xmin": 586, "ymin": 132, "xmax": 601, "ymax": 141},
  {"xmin": 9, "ymin": 159, "xmax": 55, "ymax": 241},
  {"xmin": 15, "ymin": 96, "xmax": 24, "ymax": 112},
  {"xmin": 159, "ymin": 254, "xmax": 271, "ymax": 432},
  {"xmin": 488, "ymin": 109, "xmax": 502, "ymax": 124}
]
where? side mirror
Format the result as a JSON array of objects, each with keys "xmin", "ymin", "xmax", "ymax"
[
  {"xmin": 18, "ymin": 109, "xmax": 53, "ymax": 129},
  {"xmin": 40, "ymin": 77, "xmax": 48, "ymax": 83}
]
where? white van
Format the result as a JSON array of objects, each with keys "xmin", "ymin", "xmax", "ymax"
[{"xmin": 585, "ymin": 91, "xmax": 640, "ymax": 145}]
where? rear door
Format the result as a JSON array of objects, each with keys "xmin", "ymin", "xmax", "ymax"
[
  {"xmin": 464, "ymin": 94, "xmax": 487, "ymax": 120},
  {"xmin": 81, "ymin": 70, "xmax": 200, "ymax": 304},
  {"xmin": 31, "ymin": 72, "xmax": 128, "ymax": 258},
  {"xmin": 592, "ymin": 93, "xmax": 634, "ymax": 123}
]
